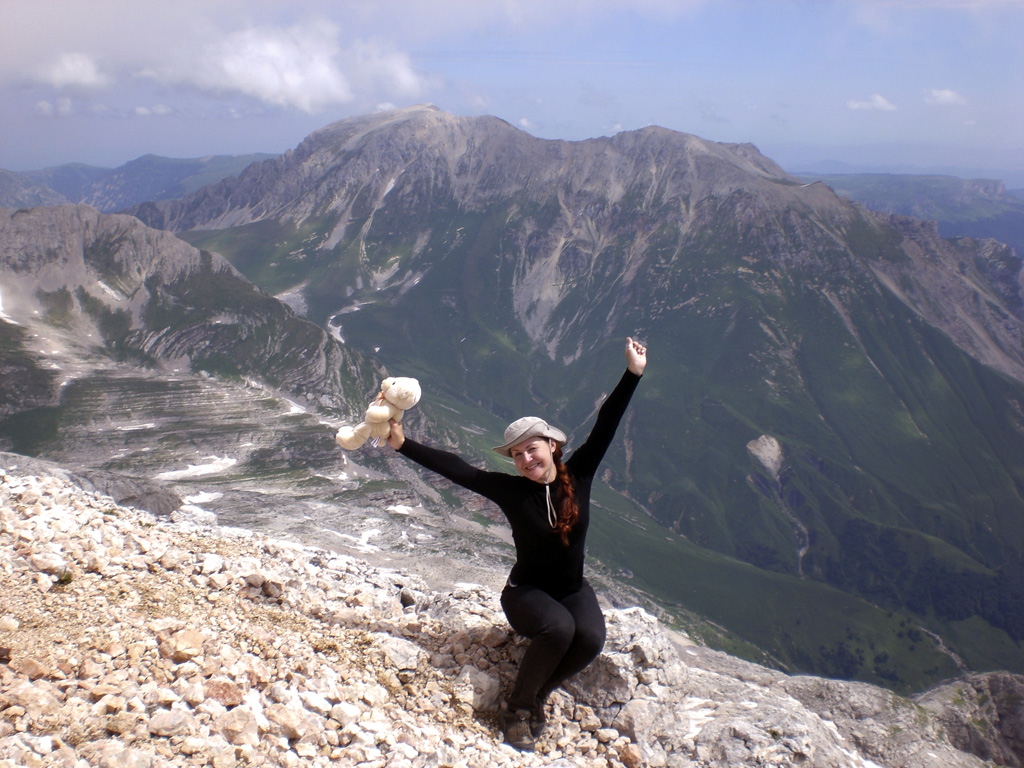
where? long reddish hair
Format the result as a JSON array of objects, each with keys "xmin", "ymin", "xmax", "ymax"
[{"xmin": 552, "ymin": 446, "xmax": 578, "ymax": 547}]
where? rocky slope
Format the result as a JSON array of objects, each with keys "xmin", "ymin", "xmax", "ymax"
[
  {"xmin": 0, "ymin": 205, "xmax": 364, "ymax": 411},
  {"xmin": 0, "ymin": 171, "xmax": 65, "ymax": 210},
  {"xmin": 3, "ymin": 456, "xmax": 1024, "ymax": 768}
]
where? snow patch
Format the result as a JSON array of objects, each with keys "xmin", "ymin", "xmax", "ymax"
[
  {"xmin": 323, "ymin": 526, "xmax": 382, "ymax": 553},
  {"xmin": 0, "ymin": 287, "xmax": 19, "ymax": 325},
  {"xmin": 155, "ymin": 456, "xmax": 238, "ymax": 481},
  {"xmin": 746, "ymin": 434, "xmax": 782, "ymax": 479},
  {"xmin": 183, "ymin": 491, "xmax": 223, "ymax": 505},
  {"xmin": 96, "ymin": 281, "xmax": 123, "ymax": 300},
  {"xmin": 117, "ymin": 423, "xmax": 156, "ymax": 432}
]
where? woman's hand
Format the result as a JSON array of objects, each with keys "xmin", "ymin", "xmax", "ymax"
[
  {"xmin": 387, "ymin": 419, "xmax": 405, "ymax": 450},
  {"xmin": 626, "ymin": 337, "xmax": 647, "ymax": 376}
]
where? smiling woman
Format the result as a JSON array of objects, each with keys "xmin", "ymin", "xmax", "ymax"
[{"xmin": 382, "ymin": 337, "xmax": 647, "ymax": 750}]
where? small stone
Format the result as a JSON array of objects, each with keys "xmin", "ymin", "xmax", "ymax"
[
  {"xmin": 214, "ymin": 707, "xmax": 260, "ymax": 746},
  {"xmin": 149, "ymin": 708, "xmax": 196, "ymax": 737},
  {"xmin": 261, "ymin": 576, "xmax": 285, "ymax": 598},
  {"xmin": 205, "ymin": 678, "xmax": 245, "ymax": 707},
  {"xmin": 159, "ymin": 628, "xmax": 206, "ymax": 662},
  {"xmin": 12, "ymin": 657, "xmax": 50, "ymax": 679},
  {"xmin": 266, "ymin": 703, "xmax": 310, "ymax": 740},
  {"xmin": 619, "ymin": 742, "xmax": 644, "ymax": 768},
  {"xmin": 105, "ymin": 712, "xmax": 138, "ymax": 735},
  {"xmin": 201, "ymin": 553, "xmax": 225, "ymax": 574},
  {"xmin": 28, "ymin": 552, "xmax": 66, "ymax": 574}
]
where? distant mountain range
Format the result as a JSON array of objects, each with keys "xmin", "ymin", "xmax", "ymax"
[
  {"xmin": 0, "ymin": 153, "xmax": 274, "ymax": 212},
  {"xmin": 3, "ymin": 105, "xmax": 1024, "ymax": 693},
  {"xmin": 797, "ymin": 172, "xmax": 1024, "ymax": 257}
]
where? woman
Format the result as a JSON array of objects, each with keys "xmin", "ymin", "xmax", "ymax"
[{"xmin": 387, "ymin": 337, "xmax": 647, "ymax": 750}]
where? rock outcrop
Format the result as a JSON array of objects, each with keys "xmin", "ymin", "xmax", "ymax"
[
  {"xmin": 0, "ymin": 205, "xmax": 360, "ymax": 411},
  {"xmin": 2, "ymin": 460, "xmax": 1022, "ymax": 767}
]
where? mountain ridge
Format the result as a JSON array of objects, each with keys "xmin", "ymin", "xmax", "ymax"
[
  {"xmin": 796, "ymin": 171, "xmax": 1024, "ymax": 256},
  {"xmin": 0, "ymin": 153, "xmax": 274, "ymax": 213}
]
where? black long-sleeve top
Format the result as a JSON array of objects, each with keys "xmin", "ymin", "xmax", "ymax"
[{"xmin": 398, "ymin": 369, "xmax": 641, "ymax": 599}]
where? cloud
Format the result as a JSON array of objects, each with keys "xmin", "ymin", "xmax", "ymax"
[
  {"xmin": 345, "ymin": 38, "xmax": 436, "ymax": 99},
  {"xmin": 189, "ymin": 22, "xmax": 354, "ymax": 112},
  {"xmin": 135, "ymin": 104, "xmax": 174, "ymax": 117},
  {"xmin": 136, "ymin": 21, "xmax": 434, "ymax": 113},
  {"xmin": 35, "ymin": 98, "xmax": 74, "ymax": 117},
  {"xmin": 38, "ymin": 53, "xmax": 110, "ymax": 89},
  {"xmin": 847, "ymin": 94, "xmax": 897, "ymax": 111},
  {"xmin": 924, "ymin": 88, "xmax": 966, "ymax": 106}
]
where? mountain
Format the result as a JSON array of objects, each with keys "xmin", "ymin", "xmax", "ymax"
[
  {"xmin": 796, "ymin": 172, "xmax": 1024, "ymax": 256},
  {"xmin": 4, "ymin": 153, "xmax": 274, "ymax": 213},
  {"xmin": 7, "ymin": 106, "xmax": 1024, "ymax": 692},
  {"xmin": 0, "ymin": 168, "xmax": 66, "ymax": 209},
  {"xmin": 122, "ymin": 105, "xmax": 1024, "ymax": 689},
  {"xmin": 0, "ymin": 205, "xmax": 360, "ymax": 411}
]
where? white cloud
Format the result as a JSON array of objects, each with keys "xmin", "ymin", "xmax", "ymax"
[
  {"xmin": 345, "ymin": 38, "xmax": 436, "ymax": 99},
  {"xmin": 193, "ymin": 22, "xmax": 354, "ymax": 112},
  {"xmin": 847, "ymin": 94, "xmax": 897, "ymax": 111},
  {"xmin": 134, "ymin": 21, "xmax": 434, "ymax": 113},
  {"xmin": 38, "ymin": 53, "xmax": 110, "ymax": 89},
  {"xmin": 135, "ymin": 105, "xmax": 172, "ymax": 117},
  {"xmin": 924, "ymin": 88, "xmax": 966, "ymax": 106},
  {"xmin": 35, "ymin": 98, "xmax": 74, "ymax": 117}
]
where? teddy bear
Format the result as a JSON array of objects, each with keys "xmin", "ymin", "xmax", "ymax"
[{"xmin": 335, "ymin": 376, "xmax": 421, "ymax": 450}]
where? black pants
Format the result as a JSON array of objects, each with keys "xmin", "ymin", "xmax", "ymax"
[{"xmin": 499, "ymin": 579, "xmax": 607, "ymax": 711}]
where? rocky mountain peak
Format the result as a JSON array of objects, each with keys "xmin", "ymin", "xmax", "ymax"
[{"xmin": 128, "ymin": 106, "xmax": 827, "ymax": 235}]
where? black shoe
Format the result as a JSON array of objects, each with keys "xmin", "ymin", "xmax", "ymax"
[{"xmin": 500, "ymin": 707, "xmax": 535, "ymax": 751}]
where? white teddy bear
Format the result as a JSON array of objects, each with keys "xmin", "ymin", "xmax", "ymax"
[{"xmin": 335, "ymin": 376, "xmax": 421, "ymax": 450}]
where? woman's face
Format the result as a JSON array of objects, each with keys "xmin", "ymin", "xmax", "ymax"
[{"xmin": 510, "ymin": 437, "xmax": 557, "ymax": 484}]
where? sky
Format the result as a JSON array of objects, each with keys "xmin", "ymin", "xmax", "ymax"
[{"xmin": 1, "ymin": 0, "xmax": 1022, "ymax": 184}]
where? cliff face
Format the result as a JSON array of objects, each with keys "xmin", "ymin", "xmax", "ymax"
[
  {"xmin": 3, "ymin": 459, "xmax": 1023, "ymax": 768},
  {"xmin": 128, "ymin": 106, "xmax": 1024, "ymax": 384},
  {"xmin": 0, "ymin": 205, "xmax": 356, "ymax": 410}
]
